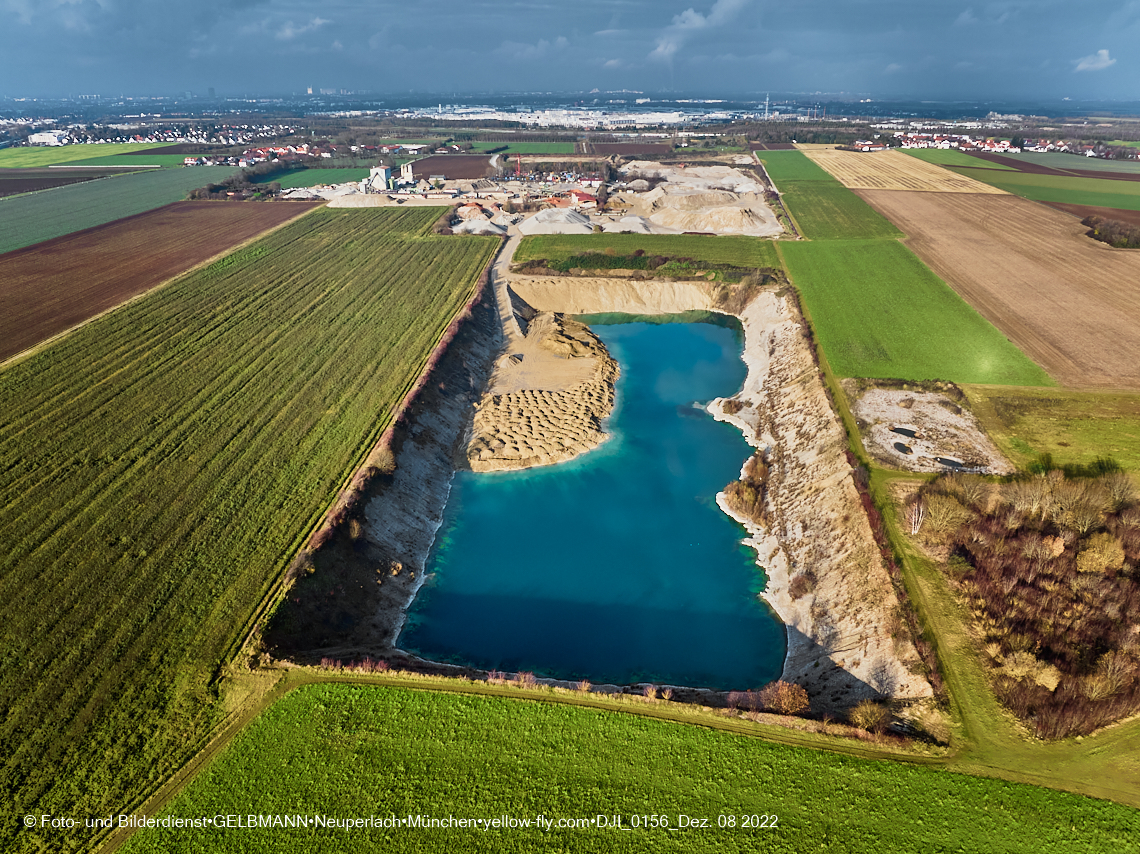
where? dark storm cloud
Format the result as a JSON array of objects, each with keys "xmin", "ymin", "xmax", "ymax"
[{"xmin": 0, "ymin": 0, "xmax": 1135, "ymax": 99}]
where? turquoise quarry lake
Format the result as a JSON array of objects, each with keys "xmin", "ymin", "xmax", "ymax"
[{"xmin": 399, "ymin": 316, "xmax": 786, "ymax": 689}]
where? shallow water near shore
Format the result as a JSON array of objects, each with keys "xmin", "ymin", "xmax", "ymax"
[{"xmin": 399, "ymin": 317, "xmax": 785, "ymax": 689}]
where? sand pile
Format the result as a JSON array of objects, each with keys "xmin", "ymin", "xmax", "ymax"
[
  {"xmin": 623, "ymin": 161, "xmax": 767, "ymax": 194},
  {"xmin": 456, "ymin": 203, "xmax": 490, "ymax": 221},
  {"xmin": 518, "ymin": 208, "xmax": 594, "ymax": 235},
  {"xmin": 614, "ymin": 161, "xmax": 781, "ymax": 237},
  {"xmin": 466, "ymin": 312, "xmax": 617, "ymax": 471},
  {"xmin": 452, "ymin": 219, "xmax": 507, "ymax": 235},
  {"xmin": 600, "ymin": 215, "xmax": 654, "ymax": 233}
]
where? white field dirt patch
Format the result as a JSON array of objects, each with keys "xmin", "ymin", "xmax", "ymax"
[
  {"xmin": 848, "ymin": 384, "xmax": 1014, "ymax": 475},
  {"xmin": 804, "ymin": 148, "xmax": 1007, "ymax": 194}
]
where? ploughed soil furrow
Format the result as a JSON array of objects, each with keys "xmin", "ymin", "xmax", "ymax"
[
  {"xmin": 0, "ymin": 200, "xmax": 322, "ymax": 362},
  {"xmin": 855, "ymin": 189, "xmax": 1140, "ymax": 389},
  {"xmin": 1045, "ymin": 202, "xmax": 1140, "ymax": 228}
]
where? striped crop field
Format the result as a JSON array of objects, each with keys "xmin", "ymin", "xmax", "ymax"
[
  {"xmin": 0, "ymin": 166, "xmax": 239, "ymax": 254},
  {"xmin": 804, "ymin": 149, "xmax": 1005, "ymax": 194},
  {"xmin": 0, "ymin": 207, "xmax": 499, "ymax": 854}
]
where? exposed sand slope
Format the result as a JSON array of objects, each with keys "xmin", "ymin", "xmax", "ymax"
[
  {"xmin": 510, "ymin": 276, "xmax": 713, "ymax": 316},
  {"xmin": 857, "ymin": 188, "xmax": 1140, "ymax": 389},
  {"xmin": 710, "ymin": 292, "xmax": 933, "ymax": 710},
  {"xmin": 805, "ymin": 148, "xmax": 1007, "ymax": 194}
]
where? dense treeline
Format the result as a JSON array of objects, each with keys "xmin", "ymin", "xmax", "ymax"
[
  {"xmin": 1082, "ymin": 214, "xmax": 1140, "ymax": 249},
  {"xmin": 909, "ymin": 468, "xmax": 1140, "ymax": 737}
]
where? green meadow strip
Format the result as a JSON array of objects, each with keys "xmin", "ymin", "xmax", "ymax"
[{"xmin": 778, "ymin": 239, "xmax": 1053, "ymax": 386}]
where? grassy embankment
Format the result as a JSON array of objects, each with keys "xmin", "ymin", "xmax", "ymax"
[
  {"xmin": 0, "ymin": 166, "xmax": 239, "ymax": 254},
  {"xmin": 0, "ymin": 207, "xmax": 499, "ymax": 854},
  {"xmin": 948, "ymin": 166, "xmax": 1140, "ymax": 210},
  {"xmin": 116, "ymin": 682, "xmax": 1139, "ymax": 854},
  {"xmin": 0, "ymin": 142, "xmax": 179, "ymax": 168},
  {"xmin": 515, "ymin": 233, "xmax": 779, "ymax": 268}
]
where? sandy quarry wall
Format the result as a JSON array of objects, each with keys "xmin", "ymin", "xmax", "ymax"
[
  {"xmin": 509, "ymin": 276, "xmax": 714, "ymax": 316},
  {"xmin": 515, "ymin": 278, "xmax": 933, "ymax": 710}
]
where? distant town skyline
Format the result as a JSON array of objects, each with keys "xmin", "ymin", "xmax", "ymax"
[{"xmin": 1, "ymin": 0, "xmax": 1136, "ymax": 101}]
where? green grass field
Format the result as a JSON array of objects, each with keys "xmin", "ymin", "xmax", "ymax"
[
  {"xmin": 1109, "ymin": 140, "xmax": 1140, "ymax": 149},
  {"xmin": 949, "ymin": 167, "xmax": 1140, "ymax": 211},
  {"xmin": 756, "ymin": 150, "xmax": 835, "ymax": 183},
  {"xmin": 515, "ymin": 233, "xmax": 779, "ymax": 268},
  {"xmin": 901, "ymin": 148, "xmax": 1016, "ymax": 170},
  {"xmin": 0, "ymin": 207, "xmax": 499, "ymax": 854},
  {"xmin": 778, "ymin": 181, "xmax": 903, "ymax": 240},
  {"xmin": 0, "ymin": 166, "xmax": 239, "ymax": 254},
  {"xmin": 1001, "ymin": 151, "xmax": 1140, "ymax": 175},
  {"xmin": 961, "ymin": 385, "xmax": 1140, "ymax": 474},
  {"xmin": 254, "ymin": 168, "xmax": 371, "ymax": 189},
  {"xmin": 0, "ymin": 142, "xmax": 178, "ymax": 168},
  {"xmin": 117, "ymin": 684, "xmax": 1139, "ymax": 854},
  {"xmin": 778, "ymin": 240, "xmax": 1053, "ymax": 385}
]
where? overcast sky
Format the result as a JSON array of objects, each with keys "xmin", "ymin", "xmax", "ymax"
[{"xmin": 2, "ymin": 0, "xmax": 1137, "ymax": 101}]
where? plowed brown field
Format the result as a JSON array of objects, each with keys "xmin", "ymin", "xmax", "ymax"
[
  {"xmin": 806, "ymin": 149, "xmax": 1007, "ymax": 193},
  {"xmin": 0, "ymin": 200, "xmax": 321, "ymax": 362},
  {"xmin": 857, "ymin": 189, "xmax": 1140, "ymax": 388}
]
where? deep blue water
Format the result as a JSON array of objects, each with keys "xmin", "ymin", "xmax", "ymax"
[{"xmin": 399, "ymin": 317, "xmax": 786, "ymax": 690}]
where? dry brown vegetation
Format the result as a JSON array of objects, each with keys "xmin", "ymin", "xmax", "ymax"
[
  {"xmin": 857, "ymin": 189, "xmax": 1140, "ymax": 389},
  {"xmin": 0, "ymin": 200, "xmax": 321, "ymax": 362},
  {"xmin": 804, "ymin": 149, "xmax": 1007, "ymax": 193},
  {"xmin": 908, "ymin": 469, "xmax": 1140, "ymax": 737}
]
